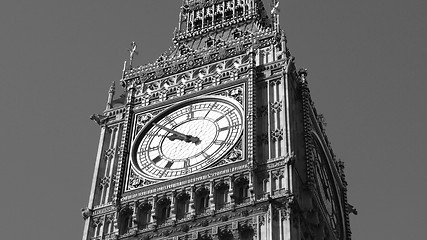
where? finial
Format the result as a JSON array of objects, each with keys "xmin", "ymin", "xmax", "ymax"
[
  {"xmin": 271, "ymin": 0, "xmax": 280, "ymax": 31},
  {"xmin": 298, "ymin": 68, "xmax": 308, "ymax": 83},
  {"xmin": 128, "ymin": 41, "xmax": 138, "ymax": 68},
  {"xmin": 109, "ymin": 81, "xmax": 116, "ymax": 93},
  {"xmin": 122, "ymin": 60, "xmax": 127, "ymax": 78},
  {"xmin": 271, "ymin": 0, "xmax": 280, "ymax": 15},
  {"xmin": 106, "ymin": 81, "xmax": 116, "ymax": 110}
]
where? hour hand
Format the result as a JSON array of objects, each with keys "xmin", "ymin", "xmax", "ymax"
[{"xmin": 167, "ymin": 133, "xmax": 201, "ymax": 145}]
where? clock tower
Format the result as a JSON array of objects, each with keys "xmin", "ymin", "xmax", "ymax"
[{"xmin": 82, "ymin": 1, "xmax": 353, "ymax": 240}]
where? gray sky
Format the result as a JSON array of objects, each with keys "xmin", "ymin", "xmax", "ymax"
[{"xmin": 1, "ymin": 0, "xmax": 426, "ymax": 239}]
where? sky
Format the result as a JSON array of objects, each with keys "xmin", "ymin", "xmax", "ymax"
[{"xmin": 0, "ymin": 0, "xmax": 426, "ymax": 239}]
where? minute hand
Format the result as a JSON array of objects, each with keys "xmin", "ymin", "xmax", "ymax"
[
  {"xmin": 152, "ymin": 123, "xmax": 201, "ymax": 145},
  {"xmin": 152, "ymin": 123, "xmax": 187, "ymax": 138}
]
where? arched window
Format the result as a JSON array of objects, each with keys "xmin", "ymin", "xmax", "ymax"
[
  {"xmin": 218, "ymin": 229, "xmax": 233, "ymax": 240},
  {"xmin": 137, "ymin": 202, "xmax": 152, "ymax": 230},
  {"xmin": 195, "ymin": 187, "xmax": 210, "ymax": 214},
  {"xmin": 236, "ymin": 6, "xmax": 244, "ymax": 17},
  {"xmin": 155, "ymin": 197, "xmax": 171, "ymax": 225},
  {"xmin": 105, "ymin": 216, "xmax": 114, "ymax": 235},
  {"xmin": 239, "ymin": 224, "xmax": 255, "ymax": 240},
  {"xmin": 214, "ymin": 13, "xmax": 223, "ymax": 24},
  {"xmin": 224, "ymin": 9, "xmax": 233, "ymax": 20},
  {"xmin": 233, "ymin": 177, "xmax": 249, "ymax": 204},
  {"xmin": 118, "ymin": 207, "xmax": 133, "ymax": 235},
  {"xmin": 94, "ymin": 220, "xmax": 103, "ymax": 237},
  {"xmin": 175, "ymin": 192, "xmax": 190, "ymax": 220},
  {"xmin": 205, "ymin": 16, "xmax": 213, "ymax": 27},
  {"xmin": 194, "ymin": 18, "xmax": 202, "ymax": 30},
  {"xmin": 214, "ymin": 181, "xmax": 229, "ymax": 210}
]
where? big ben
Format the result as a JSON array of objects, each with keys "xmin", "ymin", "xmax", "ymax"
[{"xmin": 82, "ymin": 1, "xmax": 353, "ymax": 240}]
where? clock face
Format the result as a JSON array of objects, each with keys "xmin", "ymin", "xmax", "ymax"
[
  {"xmin": 313, "ymin": 144, "xmax": 344, "ymax": 238},
  {"xmin": 131, "ymin": 96, "xmax": 244, "ymax": 180}
]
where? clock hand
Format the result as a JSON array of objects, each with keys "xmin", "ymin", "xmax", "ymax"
[{"xmin": 152, "ymin": 123, "xmax": 201, "ymax": 145}]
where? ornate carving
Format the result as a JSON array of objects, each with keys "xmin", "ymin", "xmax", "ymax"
[
  {"xmin": 269, "ymin": 78, "xmax": 281, "ymax": 86},
  {"xmin": 128, "ymin": 170, "xmax": 154, "ymax": 190},
  {"xmin": 271, "ymin": 128, "xmax": 284, "ymax": 141},
  {"xmin": 201, "ymin": 219, "xmax": 209, "ymax": 227},
  {"xmin": 219, "ymin": 87, "xmax": 243, "ymax": 105},
  {"xmin": 100, "ymin": 176, "xmax": 111, "ymax": 188},
  {"xmin": 272, "ymin": 169, "xmax": 284, "ymax": 179},
  {"xmin": 93, "ymin": 216, "xmax": 104, "ymax": 226},
  {"xmin": 240, "ymin": 209, "xmax": 249, "ymax": 217},
  {"xmin": 104, "ymin": 148, "xmax": 115, "ymax": 160},
  {"xmin": 258, "ymin": 216, "xmax": 265, "ymax": 226},
  {"xmin": 226, "ymin": 145, "xmax": 242, "ymax": 162},
  {"xmin": 270, "ymin": 100, "xmax": 283, "ymax": 113}
]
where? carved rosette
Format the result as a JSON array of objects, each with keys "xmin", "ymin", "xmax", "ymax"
[
  {"xmin": 127, "ymin": 169, "xmax": 154, "ymax": 190},
  {"xmin": 218, "ymin": 86, "xmax": 244, "ymax": 105}
]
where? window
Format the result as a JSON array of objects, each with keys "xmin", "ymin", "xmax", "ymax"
[
  {"xmin": 175, "ymin": 192, "xmax": 190, "ymax": 220},
  {"xmin": 236, "ymin": 6, "xmax": 244, "ymax": 17},
  {"xmin": 195, "ymin": 187, "xmax": 210, "ymax": 214},
  {"xmin": 137, "ymin": 202, "xmax": 152, "ymax": 230},
  {"xmin": 155, "ymin": 197, "xmax": 171, "ymax": 225},
  {"xmin": 118, "ymin": 208, "xmax": 133, "ymax": 235},
  {"xmin": 214, "ymin": 13, "xmax": 223, "ymax": 24},
  {"xmin": 205, "ymin": 16, "xmax": 213, "ymax": 27},
  {"xmin": 214, "ymin": 181, "xmax": 229, "ymax": 210},
  {"xmin": 234, "ymin": 177, "xmax": 249, "ymax": 204},
  {"xmin": 224, "ymin": 10, "xmax": 233, "ymax": 20},
  {"xmin": 194, "ymin": 19, "xmax": 202, "ymax": 30}
]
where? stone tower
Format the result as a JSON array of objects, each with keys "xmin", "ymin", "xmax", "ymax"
[{"xmin": 82, "ymin": 1, "xmax": 353, "ymax": 240}]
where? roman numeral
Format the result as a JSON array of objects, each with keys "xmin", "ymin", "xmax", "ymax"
[
  {"xmin": 219, "ymin": 126, "xmax": 232, "ymax": 132},
  {"xmin": 152, "ymin": 155, "xmax": 162, "ymax": 164},
  {"xmin": 219, "ymin": 124, "xmax": 241, "ymax": 132},
  {"xmin": 214, "ymin": 140, "xmax": 233, "ymax": 146},
  {"xmin": 148, "ymin": 146, "xmax": 159, "ymax": 152},
  {"xmin": 164, "ymin": 116, "xmax": 177, "ymax": 126},
  {"xmin": 215, "ymin": 109, "xmax": 234, "ymax": 122},
  {"xmin": 187, "ymin": 105, "xmax": 194, "ymax": 119},
  {"xmin": 164, "ymin": 161, "xmax": 174, "ymax": 169},
  {"xmin": 204, "ymin": 102, "xmax": 217, "ymax": 118}
]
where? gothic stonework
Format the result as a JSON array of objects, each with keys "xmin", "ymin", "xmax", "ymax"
[{"xmin": 83, "ymin": 1, "xmax": 352, "ymax": 240}]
